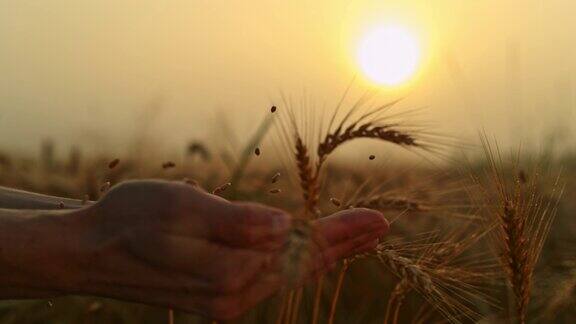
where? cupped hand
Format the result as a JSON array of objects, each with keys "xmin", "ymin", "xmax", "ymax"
[{"xmin": 70, "ymin": 180, "xmax": 389, "ymax": 320}]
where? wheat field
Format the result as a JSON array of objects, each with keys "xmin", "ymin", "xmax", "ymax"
[{"xmin": 0, "ymin": 95, "xmax": 574, "ymax": 324}]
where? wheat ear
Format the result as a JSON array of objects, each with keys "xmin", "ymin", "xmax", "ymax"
[
  {"xmin": 479, "ymin": 135, "xmax": 563, "ymax": 324},
  {"xmin": 295, "ymin": 136, "xmax": 320, "ymax": 215}
]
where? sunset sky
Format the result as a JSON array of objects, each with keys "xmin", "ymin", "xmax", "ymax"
[{"xmin": 1, "ymin": 0, "xmax": 575, "ymax": 154}]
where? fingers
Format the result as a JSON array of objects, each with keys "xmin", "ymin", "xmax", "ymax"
[
  {"xmin": 202, "ymin": 224, "xmax": 387, "ymax": 320},
  {"xmin": 124, "ymin": 208, "xmax": 387, "ymax": 298},
  {"xmin": 212, "ymin": 209, "xmax": 390, "ymax": 315},
  {"xmin": 316, "ymin": 230, "xmax": 383, "ymax": 266},
  {"xmin": 200, "ymin": 207, "xmax": 387, "ymax": 297},
  {"xmin": 293, "ymin": 209, "xmax": 389, "ymax": 282},
  {"xmin": 207, "ymin": 202, "xmax": 291, "ymax": 250},
  {"xmin": 314, "ymin": 208, "xmax": 389, "ymax": 246}
]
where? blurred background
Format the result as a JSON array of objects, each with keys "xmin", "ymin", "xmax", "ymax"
[{"xmin": 1, "ymin": 0, "xmax": 575, "ymax": 156}]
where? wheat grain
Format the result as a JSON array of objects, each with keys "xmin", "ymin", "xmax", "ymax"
[
  {"xmin": 100, "ymin": 181, "xmax": 111, "ymax": 193},
  {"xmin": 187, "ymin": 142, "xmax": 211, "ymax": 161},
  {"xmin": 212, "ymin": 182, "xmax": 231, "ymax": 195},
  {"xmin": 108, "ymin": 158, "xmax": 120, "ymax": 169},
  {"xmin": 330, "ymin": 197, "xmax": 341, "ymax": 207},
  {"xmin": 162, "ymin": 161, "xmax": 176, "ymax": 169}
]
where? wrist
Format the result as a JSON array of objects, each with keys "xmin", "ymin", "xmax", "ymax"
[{"xmin": 0, "ymin": 207, "xmax": 90, "ymax": 298}]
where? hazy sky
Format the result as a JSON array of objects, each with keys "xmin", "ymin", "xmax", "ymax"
[{"xmin": 1, "ymin": 0, "xmax": 575, "ymax": 154}]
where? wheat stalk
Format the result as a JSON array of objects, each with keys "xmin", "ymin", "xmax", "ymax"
[
  {"xmin": 310, "ymin": 275, "xmax": 324, "ymax": 324},
  {"xmin": 273, "ymin": 92, "xmax": 447, "ymax": 323},
  {"xmin": 384, "ymin": 238, "xmax": 462, "ymax": 324},
  {"xmin": 385, "ymin": 278, "xmax": 411, "ymax": 324},
  {"xmin": 478, "ymin": 135, "xmax": 563, "ymax": 324},
  {"xmin": 352, "ymin": 237, "xmax": 494, "ymax": 324},
  {"xmin": 327, "ymin": 259, "xmax": 350, "ymax": 324},
  {"xmin": 168, "ymin": 309, "xmax": 174, "ymax": 324}
]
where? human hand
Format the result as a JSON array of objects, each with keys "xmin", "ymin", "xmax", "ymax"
[{"xmin": 2, "ymin": 180, "xmax": 389, "ymax": 320}]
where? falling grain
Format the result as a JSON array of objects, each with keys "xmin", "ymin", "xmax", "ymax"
[
  {"xmin": 271, "ymin": 105, "xmax": 277, "ymax": 113},
  {"xmin": 187, "ymin": 142, "xmax": 211, "ymax": 161},
  {"xmin": 330, "ymin": 197, "xmax": 341, "ymax": 207},
  {"xmin": 271, "ymin": 172, "xmax": 281, "ymax": 183},
  {"xmin": 100, "ymin": 181, "xmax": 111, "ymax": 193},
  {"xmin": 269, "ymin": 188, "xmax": 281, "ymax": 194},
  {"xmin": 162, "ymin": 161, "xmax": 176, "ymax": 169},
  {"xmin": 108, "ymin": 158, "xmax": 120, "ymax": 169},
  {"xmin": 255, "ymin": 147, "xmax": 261, "ymax": 156},
  {"xmin": 369, "ymin": 155, "xmax": 375, "ymax": 160},
  {"xmin": 212, "ymin": 182, "xmax": 231, "ymax": 195}
]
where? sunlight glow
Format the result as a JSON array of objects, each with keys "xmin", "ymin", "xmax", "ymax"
[{"xmin": 357, "ymin": 25, "xmax": 421, "ymax": 87}]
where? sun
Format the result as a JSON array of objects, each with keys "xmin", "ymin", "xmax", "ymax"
[{"xmin": 357, "ymin": 25, "xmax": 421, "ymax": 87}]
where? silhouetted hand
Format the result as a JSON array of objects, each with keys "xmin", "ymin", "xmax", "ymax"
[{"xmin": 0, "ymin": 180, "xmax": 389, "ymax": 320}]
